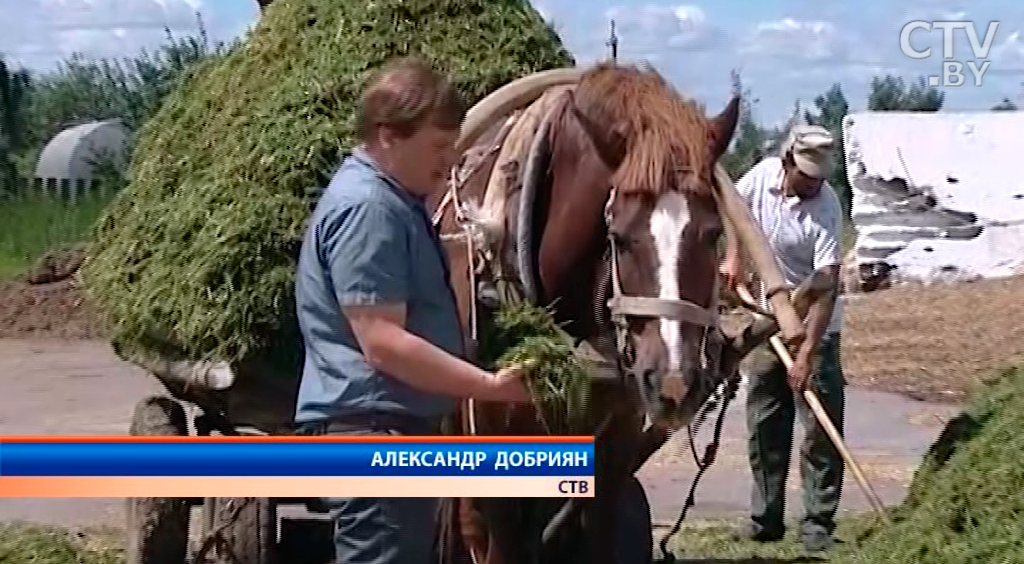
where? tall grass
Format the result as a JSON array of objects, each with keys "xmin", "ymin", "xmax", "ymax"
[
  {"xmin": 0, "ymin": 522, "xmax": 122, "ymax": 564},
  {"xmin": 0, "ymin": 192, "xmax": 111, "ymax": 281}
]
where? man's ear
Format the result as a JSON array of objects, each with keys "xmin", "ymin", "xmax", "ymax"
[{"xmin": 780, "ymin": 151, "xmax": 794, "ymax": 172}]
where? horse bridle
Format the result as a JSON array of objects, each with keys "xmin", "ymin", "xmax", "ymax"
[
  {"xmin": 597, "ymin": 186, "xmax": 721, "ymax": 415},
  {"xmin": 560, "ymin": 92, "xmax": 720, "ymax": 405}
]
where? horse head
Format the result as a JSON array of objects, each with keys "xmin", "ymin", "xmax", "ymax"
[
  {"xmin": 448, "ymin": 63, "xmax": 766, "ymax": 433},
  {"xmin": 523, "ymin": 63, "xmax": 739, "ymax": 429}
]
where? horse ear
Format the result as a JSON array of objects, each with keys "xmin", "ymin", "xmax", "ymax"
[{"xmin": 708, "ymin": 95, "xmax": 741, "ymax": 158}]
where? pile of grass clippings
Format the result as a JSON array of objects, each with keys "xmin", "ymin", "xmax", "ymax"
[
  {"xmin": 832, "ymin": 366, "xmax": 1024, "ymax": 564},
  {"xmin": 80, "ymin": 0, "xmax": 573, "ymax": 368},
  {"xmin": 476, "ymin": 299, "xmax": 591, "ymax": 434}
]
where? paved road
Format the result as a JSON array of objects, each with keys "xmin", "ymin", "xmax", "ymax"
[
  {"xmin": 0, "ymin": 338, "xmax": 960, "ymax": 529},
  {"xmin": 639, "ymin": 382, "xmax": 959, "ymax": 524},
  {"xmin": 0, "ymin": 339, "xmax": 164, "ymax": 528}
]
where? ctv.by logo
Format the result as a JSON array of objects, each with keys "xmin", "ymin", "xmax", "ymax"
[{"xmin": 899, "ymin": 21, "xmax": 1000, "ymax": 87}]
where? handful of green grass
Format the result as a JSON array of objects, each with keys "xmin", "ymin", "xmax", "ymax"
[{"xmin": 476, "ymin": 299, "xmax": 591, "ymax": 434}]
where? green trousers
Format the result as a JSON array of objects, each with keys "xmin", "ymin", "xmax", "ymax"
[{"xmin": 742, "ymin": 332, "xmax": 845, "ymax": 539}]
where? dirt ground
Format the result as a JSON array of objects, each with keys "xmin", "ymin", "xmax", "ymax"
[
  {"xmin": 0, "ymin": 337, "xmax": 958, "ymax": 530},
  {"xmin": 842, "ymin": 275, "xmax": 1024, "ymax": 403},
  {"xmin": 0, "ymin": 258, "xmax": 1003, "ymax": 534},
  {"xmin": 3, "ymin": 268, "xmax": 1022, "ymax": 404},
  {"xmin": 0, "ymin": 278, "xmax": 104, "ymax": 340}
]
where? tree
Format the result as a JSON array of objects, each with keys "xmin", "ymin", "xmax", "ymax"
[
  {"xmin": 721, "ymin": 69, "xmax": 768, "ymax": 179},
  {"xmin": 16, "ymin": 14, "xmax": 227, "ymax": 185},
  {"xmin": 25, "ymin": 15, "xmax": 221, "ymax": 143},
  {"xmin": 992, "ymin": 97, "xmax": 1018, "ymax": 111},
  {"xmin": 868, "ymin": 75, "xmax": 943, "ymax": 111},
  {"xmin": 765, "ymin": 98, "xmax": 803, "ymax": 153},
  {"xmin": 804, "ymin": 83, "xmax": 851, "ymax": 214},
  {"xmin": 257, "ymin": 0, "xmax": 274, "ymax": 10},
  {"xmin": 0, "ymin": 57, "xmax": 32, "ymax": 195}
]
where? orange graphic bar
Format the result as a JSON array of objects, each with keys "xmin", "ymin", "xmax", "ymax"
[{"xmin": 0, "ymin": 476, "xmax": 595, "ymax": 498}]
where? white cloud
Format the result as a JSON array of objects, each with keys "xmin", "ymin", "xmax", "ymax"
[
  {"xmin": 742, "ymin": 18, "xmax": 850, "ymax": 63},
  {"xmin": 604, "ymin": 4, "xmax": 725, "ymax": 56},
  {"xmin": 990, "ymin": 30, "xmax": 1024, "ymax": 72},
  {"xmin": 40, "ymin": 0, "xmax": 202, "ymax": 30},
  {"xmin": 0, "ymin": 0, "xmax": 213, "ymax": 70}
]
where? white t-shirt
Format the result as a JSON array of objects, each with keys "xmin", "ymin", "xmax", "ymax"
[{"xmin": 735, "ymin": 157, "xmax": 843, "ymax": 335}]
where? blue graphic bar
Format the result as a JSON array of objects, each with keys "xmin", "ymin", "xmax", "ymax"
[{"xmin": 0, "ymin": 438, "xmax": 594, "ymax": 477}]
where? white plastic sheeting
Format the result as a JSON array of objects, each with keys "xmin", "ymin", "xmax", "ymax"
[
  {"xmin": 34, "ymin": 119, "xmax": 129, "ymax": 181},
  {"xmin": 843, "ymin": 111, "xmax": 1024, "ymax": 285}
]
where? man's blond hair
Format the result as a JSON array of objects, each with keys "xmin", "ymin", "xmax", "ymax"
[{"xmin": 356, "ymin": 57, "xmax": 466, "ymax": 142}]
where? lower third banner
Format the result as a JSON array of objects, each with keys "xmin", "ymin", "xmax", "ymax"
[{"xmin": 0, "ymin": 436, "xmax": 595, "ymax": 498}]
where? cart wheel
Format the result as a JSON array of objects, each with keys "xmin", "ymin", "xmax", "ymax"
[
  {"xmin": 615, "ymin": 476, "xmax": 654, "ymax": 564},
  {"xmin": 210, "ymin": 497, "xmax": 278, "ymax": 564},
  {"xmin": 125, "ymin": 396, "xmax": 191, "ymax": 564}
]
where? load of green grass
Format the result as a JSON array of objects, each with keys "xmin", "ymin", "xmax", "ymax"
[
  {"xmin": 80, "ymin": 0, "xmax": 574, "ymax": 371},
  {"xmin": 832, "ymin": 365, "xmax": 1024, "ymax": 564}
]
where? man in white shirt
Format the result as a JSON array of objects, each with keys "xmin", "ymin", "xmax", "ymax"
[{"xmin": 720, "ymin": 125, "xmax": 845, "ymax": 554}]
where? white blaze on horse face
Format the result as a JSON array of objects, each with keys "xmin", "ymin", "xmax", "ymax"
[{"xmin": 648, "ymin": 191, "xmax": 690, "ymax": 375}]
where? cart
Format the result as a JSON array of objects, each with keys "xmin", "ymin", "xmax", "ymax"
[
  {"xmin": 121, "ymin": 349, "xmax": 335, "ymax": 564},
  {"xmin": 119, "ymin": 342, "xmax": 655, "ymax": 564},
  {"xmin": 115, "ymin": 273, "xmax": 831, "ymax": 564}
]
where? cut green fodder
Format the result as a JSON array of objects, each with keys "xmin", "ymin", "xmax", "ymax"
[
  {"xmin": 664, "ymin": 515, "xmax": 876, "ymax": 562},
  {"xmin": 830, "ymin": 366, "xmax": 1024, "ymax": 564},
  {"xmin": 80, "ymin": 0, "xmax": 574, "ymax": 368},
  {"xmin": 477, "ymin": 300, "xmax": 591, "ymax": 434},
  {"xmin": 0, "ymin": 522, "xmax": 123, "ymax": 564}
]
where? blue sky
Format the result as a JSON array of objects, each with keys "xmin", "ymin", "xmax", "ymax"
[{"xmin": 2, "ymin": 0, "xmax": 1022, "ymax": 126}]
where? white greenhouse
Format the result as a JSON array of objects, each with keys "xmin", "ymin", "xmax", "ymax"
[{"xmin": 33, "ymin": 119, "xmax": 130, "ymax": 200}]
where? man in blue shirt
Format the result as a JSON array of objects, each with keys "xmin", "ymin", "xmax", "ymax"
[{"xmin": 294, "ymin": 57, "xmax": 531, "ymax": 564}]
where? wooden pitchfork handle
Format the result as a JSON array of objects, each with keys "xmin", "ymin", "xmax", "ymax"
[{"xmin": 734, "ymin": 286, "xmax": 892, "ymax": 525}]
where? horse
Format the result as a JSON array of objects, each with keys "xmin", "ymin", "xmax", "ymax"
[{"xmin": 430, "ymin": 61, "xmax": 778, "ymax": 564}]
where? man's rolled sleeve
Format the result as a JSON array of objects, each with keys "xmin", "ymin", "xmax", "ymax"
[{"xmin": 319, "ymin": 201, "xmax": 411, "ymax": 306}]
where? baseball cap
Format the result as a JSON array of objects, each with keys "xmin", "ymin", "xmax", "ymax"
[{"xmin": 782, "ymin": 125, "xmax": 835, "ymax": 179}]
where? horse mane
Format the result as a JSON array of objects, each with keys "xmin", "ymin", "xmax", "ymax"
[{"xmin": 571, "ymin": 61, "xmax": 717, "ymax": 197}]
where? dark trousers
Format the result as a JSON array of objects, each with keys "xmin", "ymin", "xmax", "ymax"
[
  {"xmin": 742, "ymin": 333, "xmax": 845, "ymax": 539},
  {"xmin": 295, "ymin": 417, "xmax": 441, "ymax": 564}
]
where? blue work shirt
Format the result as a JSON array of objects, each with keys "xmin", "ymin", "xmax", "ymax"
[{"xmin": 294, "ymin": 145, "xmax": 464, "ymax": 424}]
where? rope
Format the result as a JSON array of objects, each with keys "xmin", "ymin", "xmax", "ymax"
[
  {"xmin": 466, "ymin": 223, "xmax": 480, "ymax": 438},
  {"xmin": 191, "ymin": 497, "xmax": 254, "ymax": 564},
  {"xmin": 656, "ymin": 373, "xmax": 740, "ymax": 562}
]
